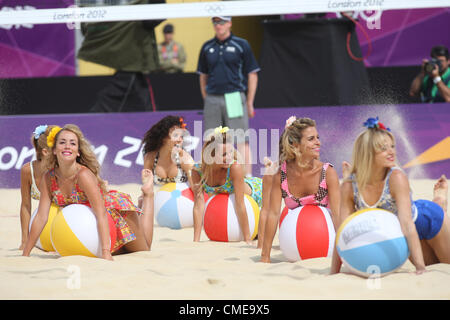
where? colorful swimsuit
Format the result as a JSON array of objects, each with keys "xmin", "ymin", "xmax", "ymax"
[
  {"xmin": 49, "ymin": 167, "xmax": 142, "ymax": 252},
  {"xmin": 193, "ymin": 162, "xmax": 263, "ymax": 208},
  {"xmin": 152, "ymin": 151, "xmax": 188, "ymax": 186},
  {"xmin": 351, "ymin": 167, "xmax": 444, "ymax": 240},
  {"xmin": 281, "ymin": 161, "xmax": 333, "ymax": 210}
]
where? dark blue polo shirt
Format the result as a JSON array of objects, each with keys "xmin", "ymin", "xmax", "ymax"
[{"xmin": 197, "ymin": 33, "xmax": 260, "ymax": 95}]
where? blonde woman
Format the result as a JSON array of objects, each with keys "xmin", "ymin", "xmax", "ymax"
[
  {"xmin": 260, "ymin": 116, "xmax": 340, "ymax": 263},
  {"xmin": 330, "ymin": 117, "xmax": 449, "ymax": 274},
  {"xmin": 23, "ymin": 124, "xmax": 155, "ymax": 260},
  {"xmin": 191, "ymin": 127, "xmax": 266, "ymax": 244},
  {"xmin": 19, "ymin": 125, "xmax": 58, "ymax": 249}
]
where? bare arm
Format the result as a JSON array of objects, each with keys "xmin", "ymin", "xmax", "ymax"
[
  {"xmin": 389, "ymin": 170, "xmax": 426, "ymax": 274},
  {"xmin": 229, "ymin": 163, "xmax": 251, "ymax": 243},
  {"xmin": 22, "ymin": 173, "xmax": 52, "ymax": 256},
  {"xmin": 191, "ymin": 169, "xmax": 205, "ymax": 242},
  {"xmin": 260, "ymin": 171, "xmax": 282, "ymax": 263},
  {"xmin": 326, "ymin": 166, "xmax": 341, "ymax": 228},
  {"xmin": 409, "ymin": 59, "xmax": 427, "ymax": 97},
  {"xmin": 19, "ymin": 164, "xmax": 32, "ymax": 248},
  {"xmin": 199, "ymin": 73, "xmax": 208, "ymax": 100},
  {"xmin": 431, "ymin": 65, "xmax": 450, "ymax": 102},
  {"xmin": 330, "ymin": 180, "xmax": 354, "ymax": 274},
  {"xmin": 246, "ymin": 72, "xmax": 258, "ymax": 118},
  {"xmin": 77, "ymin": 168, "xmax": 113, "ymax": 261}
]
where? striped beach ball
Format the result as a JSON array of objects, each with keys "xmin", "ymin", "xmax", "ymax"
[
  {"xmin": 154, "ymin": 182, "xmax": 198, "ymax": 229},
  {"xmin": 50, "ymin": 204, "xmax": 117, "ymax": 258},
  {"xmin": 279, "ymin": 205, "xmax": 335, "ymax": 262},
  {"xmin": 336, "ymin": 208, "xmax": 410, "ymax": 278},
  {"xmin": 29, "ymin": 204, "xmax": 60, "ymax": 252},
  {"xmin": 203, "ymin": 193, "xmax": 260, "ymax": 242}
]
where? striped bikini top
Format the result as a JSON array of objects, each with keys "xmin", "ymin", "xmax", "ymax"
[
  {"xmin": 280, "ymin": 161, "xmax": 333, "ymax": 209},
  {"xmin": 30, "ymin": 161, "xmax": 40, "ymax": 201},
  {"xmin": 351, "ymin": 167, "xmax": 418, "ymax": 221}
]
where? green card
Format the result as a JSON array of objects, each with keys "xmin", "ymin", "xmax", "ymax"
[{"xmin": 224, "ymin": 91, "xmax": 244, "ymax": 118}]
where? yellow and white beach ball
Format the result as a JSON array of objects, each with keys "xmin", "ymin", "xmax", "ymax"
[
  {"xmin": 203, "ymin": 193, "xmax": 260, "ymax": 242},
  {"xmin": 50, "ymin": 204, "xmax": 115, "ymax": 258},
  {"xmin": 336, "ymin": 208, "xmax": 410, "ymax": 278},
  {"xmin": 29, "ymin": 204, "xmax": 60, "ymax": 252}
]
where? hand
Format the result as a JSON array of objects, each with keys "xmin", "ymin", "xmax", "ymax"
[
  {"xmin": 431, "ymin": 64, "xmax": 440, "ymax": 78},
  {"xmin": 421, "ymin": 59, "xmax": 429, "ymax": 75},
  {"xmin": 247, "ymin": 102, "xmax": 255, "ymax": 118},
  {"xmin": 415, "ymin": 266, "xmax": 427, "ymax": 275},
  {"xmin": 102, "ymin": 249, "xmax": 114, "ymax": 261}
]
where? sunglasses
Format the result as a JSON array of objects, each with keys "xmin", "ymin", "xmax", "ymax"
[{"xmin": 212, "ymin": 20, "xmax": 228, "ymax": 25}]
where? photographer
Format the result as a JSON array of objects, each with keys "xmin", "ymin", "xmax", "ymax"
[{"xmin": 409, "ymin": 45, "xmax": 450, "ymax": 103}]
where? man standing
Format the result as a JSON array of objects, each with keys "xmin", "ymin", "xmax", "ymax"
[
  {"xmin": 197, "ymin": 16, "xmax": 260, "ymax": 176},
  {"xmin": 158, "ymin": 23, "xmax": 187, "ymax": 73}
]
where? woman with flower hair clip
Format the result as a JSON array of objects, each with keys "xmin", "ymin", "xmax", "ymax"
[
  {"xmin": 19, "ymin": 125, "xmax": 58, "ymax": 249},
  {"xmin": 23, "ymin": 124, "xmax": 155, "ymax": 260},
  {"xmin": 260, "ymin": 116, "xmax": 341, "ymax": 263},
  {"xmin": 330, "ymin": 117, "xmax": 449, "ymax": 274},
  {"xmin": 191, "ymin": 126, "xmax": 267, "ymax": 244},
  {"xmin": 141, "ymin": 115, "xmax": 195, "ymax": 192}
]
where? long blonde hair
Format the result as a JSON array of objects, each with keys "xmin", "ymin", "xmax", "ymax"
[
  {"xmin": 279, "ymin": 117, "xmax": 316, "ymax": 167},
  {"xmin": 349, "ymin": 128, "xmax": 397, "ymax": 190},
  {"xmin": 198, "ymin": 131, "xmax": 237, "ymax": 187},
  {"xmin": 45, "ymin": 124, "xmax": 107, "ymax": 192}
]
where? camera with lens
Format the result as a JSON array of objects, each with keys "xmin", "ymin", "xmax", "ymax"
[{"xmin": 424, "ymin": 58, "xmax": 442, "ymax": 75}]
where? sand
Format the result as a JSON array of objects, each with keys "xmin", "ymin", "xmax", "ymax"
[{"xmin": 1, "ymin": 179, "xmax": 449, "ymax": 300}]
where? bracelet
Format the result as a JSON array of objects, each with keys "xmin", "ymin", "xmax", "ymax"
[{"xmin": 433, "ymin": 76, "xmax": 442, "ymax": 84}]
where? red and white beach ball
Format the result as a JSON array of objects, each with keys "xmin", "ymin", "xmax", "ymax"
[
  {"xmin": 203, "ymin": 193, "xmax": 260, "ymax": 242},
  {"xmin": 279, "ymin": 205, "xmax": 335, "ymax": 261}
]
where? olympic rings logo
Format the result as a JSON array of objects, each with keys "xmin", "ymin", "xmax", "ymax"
[{"xmin": 204, "ymin": 4, "xmax": 225, "ymax": 14}]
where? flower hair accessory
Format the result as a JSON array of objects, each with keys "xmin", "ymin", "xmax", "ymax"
[
  {"xmin": 47, "ymin": 126, "xmax": 62, "ymax": 148},
  {"xmin": 285, "ymin": 116, "xmax": 296, "ymax": 128},
  {"xmin": 363, "ymin": 116, "xmax": 391, "ymax": 132},
  {"xmin": 33, "ymin": 125, "xmax": 48, "ymax": 140},
  {"xmin": 214, "ymin": 126, "xmax": 229, "ymax": 134},
  {"xmin": 179, "ymin": 117, "xmax": 187, "ymax": 129}
]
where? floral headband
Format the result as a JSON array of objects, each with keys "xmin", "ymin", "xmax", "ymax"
[
  {"xmin": 285, "ymin": 116, "xmax": 296, "ymax": 128},
  {"xmin": 214, "ymin": 126, "xmax": 229, "ymax": 134},
  {"xmin": 47, "ymin": 126, "xmax": 62, "ymax": 148},
  {"xmin": 179, "ymin": 117, "xmax": 187, "ymax": 129},
  {"xmin": 363, "ymin": 117, "xmax": 391, "ymax": 132},
  {"xmin": 33, "ymin": 125, "xmax": 48, "ymax": 140}
]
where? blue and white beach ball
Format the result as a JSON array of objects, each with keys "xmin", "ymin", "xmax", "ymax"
[
  {"xmin": 154, "ymin": 182, "xmax": 196, "ymax": 229},
  {"xmin": 336, "ymin": 208, "xmax": 410, "ymax": 278}
]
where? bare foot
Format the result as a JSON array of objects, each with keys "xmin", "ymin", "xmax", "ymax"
[
  {"xmin": 433, "ymin": 175, "xmax": 448, "ymax": 213},
  {"xmin": 342, "ymin": 161, "xmax": 351, "ymax": 180},
  {"xmin": 141, "ymin": 169, "xmax": 154, "ymax": 196}
]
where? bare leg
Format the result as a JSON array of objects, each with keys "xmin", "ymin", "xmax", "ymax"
[
  {"xmin": 433, "ymin": 175, "xmax": 448, "ymax": 214},
  {"xmin": 140, "ymin": 169, "xmax": 155, "ymax": 249},
  {"xmin": 342, "ymin": 161, "xmax": 351, "ymax": 180},
  {"xmin": 257, "ymin": 157, "xmax": 276, "ymax": 249},
  {"xmin": 419, "ymin": 239, "xmax": 439, "ymax": 266},
  {"xmin": 122, "ymin": 211, "xmax": 150, "ymax": 253}
]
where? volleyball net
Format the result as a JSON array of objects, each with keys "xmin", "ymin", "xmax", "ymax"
[{"xmin": 0, "ymin": 0, "xmax": 448, "ymax": 25}]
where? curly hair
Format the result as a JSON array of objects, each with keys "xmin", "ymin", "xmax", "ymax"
[{"xmin": 142, "ymin": 115, "xmax": 184, "ymax": 155}]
